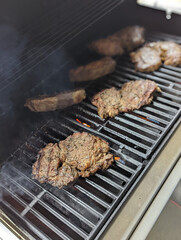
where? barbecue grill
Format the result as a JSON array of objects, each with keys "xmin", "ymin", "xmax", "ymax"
[{"xmin": 0, "ymin": 1, "xmax": 181, "ymax": 240}]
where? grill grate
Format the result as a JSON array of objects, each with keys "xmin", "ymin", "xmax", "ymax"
[{"xmin": 0, "ymin": 32, "xmax": 181, "ymax": 240}]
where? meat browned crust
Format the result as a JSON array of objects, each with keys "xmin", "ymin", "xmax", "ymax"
[
  {"xmin": 92, "ymin": 79, "xmax": 161, "ymax": 119},
  {"xmin": 112, "ymin": 25, "xmax": 145, "ymax": 51},
  {"xmin": 130, "ymin": 45, "xmax": 162, "ymax": 72},
  {"xmin": 32, "ymin": 132, "xmax": 114, "ymax": 188},
  {"xmin": 119, "ymin": 79, "xmax": 161, "ymax": 112},
  {"xmin": 91, "ymin": 87, "xmax": 122, "ymax": 119},
  {"xmin": 69, "ymin": 57, "xmax": 116, "ymax": 82},
  {"xmin": 89, "ymin": 25, "xmax": 145, "ymax": 56},
  {"xmin": 24, "ymin": 89, "xmax": 86, "ymax": 112},
  {"xmin": 153, "ymin": 41, "xmax": 181, "ymax": 66},
  {"xmin": 89, "ymin": 38, "xmax": 124, "ymax": 56},
  {"xmin": 130, "ymin": 41, "xmax": 181, "ymax": 72}
]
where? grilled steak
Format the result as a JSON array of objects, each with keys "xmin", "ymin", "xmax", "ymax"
[
  {"xmin": 92, "ymin": 87, "xmax": 122, "ymax": 119},
  {"xmin": 24, "ymin": 89, "xmax": 86, "ymax": 112},
  {"xmin": 119, "ymin": 79, "xmax": 161, "ymax": 111},
  {"xmin": 92, "ymin": 79, "xmax": 161, "ymax": 119},
  {"xmin": 112, "ymin": 25, "xmax": 145, "ymax": 51},
  {"xmin": 69, "ymin": 57, "xmax": 116, "ymax": 82},
  {"xmin": 130, "ymin": 45, "xmax": 162, "ymax": 72},
  {"xmin": 32, "ymin": 132, "xmax": 114, "ymax": 188},
  {"xmin": 89, "ymin": 37, "xmax": 124, "ymax": 56},
  {"xmin": 89, "ymin": 25, "xmax": 145, "ymax": 56},
  {"xmin": 130, "ymin": 41, "xmax": 181, "ymax": 72},
  {"xmin": 155, "ymin": 41, "xmax": 181, "ymax": 66}
]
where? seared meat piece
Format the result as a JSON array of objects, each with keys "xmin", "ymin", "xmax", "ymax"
[
  {"xmin": 130, "ymin": 45, "xmax": 162, "ymax": 72},
  {"xmin": 89, "ymin": 38, "xmax": 124, "ymax": 56},
  {"xmin": 89, "ymin": 25, "xmax": 145, "ymax": 56},
  {"xmin": 32, "ymin": 143, "xmax": 62, "ymax": 183},
  {"xmin": 69, "ymin": 57, "xmax": 116, "ymax": 82},
  {"xmin": 92, "ymin": 79, "xmax": 161, "ymax": 119},
  {"xmin": 32, "ymin": 142, "xmax": 79, "ymax": 187},
  {"xmin": 91, "ymin": 87, "xmax": 122, "ymax": 119},
  {"xmin": 119, "ymin": 79, "xmax": 161, "ymax": 112},
  {"xmin": 32, "ymin": 132, "xmax": 114, "ymax": 188},
  {"xmin": 152, "ymin": 41, "xmax": 181, "ymax": 66},
  {"xmin": 130, "ymin": 41, "xmax": 181, "ymax": 72},
  {"xmin": 113, "ymin": 25, "xmax": 145, "ymax": 51},
  {"xmin": 24, "ymin": 89, "xmax": 86, "ymax": 112}
]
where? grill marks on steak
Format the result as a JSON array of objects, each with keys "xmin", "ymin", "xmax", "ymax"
[
  {"xmin": 32, "ymin": 132, "xmax": 114, "ymax": 188},
  {"xmin": 130, "ymin": 41, "xmax": 181, "ymax": 72},
  {"xmin": 69, "ymin": 57, "xmax": 116, "ymax": 82},
  {"xmin": 92, "ymin": 87, "xmax": 122, "ymax": 119},
  {"xmin": 89, "ymin": 26, "xmax": 145, "ymax": 56},
  {"xmin": 92, "ymin": 80, "xmax": 161, "ymax": 119}
]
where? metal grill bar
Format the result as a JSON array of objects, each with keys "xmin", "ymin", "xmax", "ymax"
[{"xmin": 113, "ymin": 116, "xmax": 160, "ymax": 139}]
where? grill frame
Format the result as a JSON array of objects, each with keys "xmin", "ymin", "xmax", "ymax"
[
  {"xmin": 95, "ymin": 116, "xmax": 181, "ymax": 240},
  {"xmin": 0, "ymin": 31, "xmax": 181, "ymax": 240}
]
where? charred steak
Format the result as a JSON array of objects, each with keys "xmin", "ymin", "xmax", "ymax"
[
  {"xmin": 32, "ymin": 132, "xmax": 114, "ymax": 188},
  {"xmin": 130, "ymin": 41, "xmax": 181, "ymax": 72},
  {"xmin": 69, "ymin": 57, "xmax": 116, "ymax": 82},
  {"xmin": 92, "ymin": 79, "xmax": 161, "ymax": 119},
  {"xmin": 24, "ymin": 89, "xmax": 86, "ymax": 112},
  {"xmin": 89, "ymin": 25, "xmax": 145, "ymax": 56}
]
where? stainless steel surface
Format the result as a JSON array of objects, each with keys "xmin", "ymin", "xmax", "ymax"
[
  {"xmin": 147, "ymin": 180, "xmax": 181, "ymax": 240},
  {"xmin": 0, "ymin": 209, "xmax": 29, "ymax": 240},
  {"xmin": 0, "ymin": 221, "xmax": 20, "ymax": 240},
  {"xmin": 101, "ymin": 123, "xmax": 181, "ymax": 240},
  {"xmin": 130, "ymin": 157, "xmax": 181, "ymax": 240}
]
